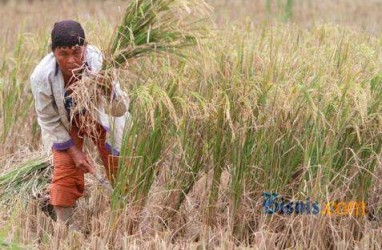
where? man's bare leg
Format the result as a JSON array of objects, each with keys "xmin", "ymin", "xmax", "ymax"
[
  {"xmin": 52, "ymin": 206, "xmax": 74, "ymax": 247},
  {"xmin": 54, "ymin": 206, "xmax": 73, "ymax": 224}
]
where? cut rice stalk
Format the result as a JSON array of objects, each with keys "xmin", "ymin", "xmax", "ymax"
[{"xmin": 0, "ymin": 156, "xmax": 51, "ymax": 204}]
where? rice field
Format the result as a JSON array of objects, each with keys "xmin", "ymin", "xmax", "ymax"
[{"xmin": 1, "ymin": 0, "xmax": 382, "ymax": 249}]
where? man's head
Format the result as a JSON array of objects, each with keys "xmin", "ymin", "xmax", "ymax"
[{"xmin": 51, "ymin": 20, "xmax": 87, "ymax": 77}]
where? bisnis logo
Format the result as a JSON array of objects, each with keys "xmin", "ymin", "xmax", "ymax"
[
  {"xmin": 262, "ymin": 192, "xmax": 366, "ymax": 216},
  {"xmin": 262, "ymin": 192, "xmax": 320, "ymax": 215}
]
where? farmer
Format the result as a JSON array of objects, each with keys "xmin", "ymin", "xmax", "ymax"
[{"xmin": 30, "ymin": 20, "xmax": 130, "ymax": 224}]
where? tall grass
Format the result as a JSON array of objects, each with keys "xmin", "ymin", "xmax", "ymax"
[
  {"xmin": 0, "ymin": 22, "xmax": 50, "ymax": 156},
  {"xmin": 109, "ymin": 22, "xmax": 382, "ymax": 240},
  {"xmin": 1, "ymin": 0, "xmax": 382, "ymax": 248},
  {"xmin": 266, "ymin": 0, "xmax": 295, "ymax": 22}
]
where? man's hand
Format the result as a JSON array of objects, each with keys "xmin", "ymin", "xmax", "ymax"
[
  {"xmin": 96, "ymin": 72, "xmax": 114, "ymax": 99},
  {"xmin": 67, "ymin": 145, "xmax": 96, "ymax": 174}
]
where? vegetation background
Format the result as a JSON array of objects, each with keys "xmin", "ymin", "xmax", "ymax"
[{"xmin": 1, "ymin": 0, "xmax": 382, "ymax": 249}]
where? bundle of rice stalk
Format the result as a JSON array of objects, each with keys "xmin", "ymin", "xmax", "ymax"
[
  {"xmin": 0, "ymin": 156, "xmax": 51, "ymax": 205},
  {"xmin": 105, "ymin": 0, "xmax": 211, "ymax": 68},
  {"xmin": 69, "ymin": 0, "xmax": 211, "ymax": 131}
]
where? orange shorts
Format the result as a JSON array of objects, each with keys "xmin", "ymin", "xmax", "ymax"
[{"xmin": 50, "ymin": 117, "xmax": 119, "ymax": 207}]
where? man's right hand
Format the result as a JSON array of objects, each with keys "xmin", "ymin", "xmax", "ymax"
[{"xmin": 67, "ymin": 145, "xmax": 96, "ymax": 174}]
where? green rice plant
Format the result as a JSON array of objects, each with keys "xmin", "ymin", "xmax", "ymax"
[
  {"xmin": 157, "ymin": 116, "xmax": 208, "ymax": 221},
  {"xmin": 265, "ymin": 0, "xmax": 295, "ymax": 22},
  {"xmin": 205, "ymin": 92, "xmax": 231, "ymax": 225},
  {"xmin": 1, "ymin": 31, "xmax": 26, "ymax": 143},
  {"xmin": 0, "ymin": 238, "xmax": 21, "ymax": 250},
  {"xmin": 0, "ymin": 204, "xmax": 25, "ymax": 250},
  {"xmin": 0, "ymin": 25, "xmax": 48, "ymax": 152},
  {"xmin": 283, "ymin": 0, "xmax": 294, "ymax": 21},
  {"xmin": 111, "ymin": 82, "xmax": 178, "ymax": 210}
]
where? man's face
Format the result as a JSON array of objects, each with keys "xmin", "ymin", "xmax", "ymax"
[{"xmin": 53, "ymin": 45, "xmax": 86, "ymax": 77}]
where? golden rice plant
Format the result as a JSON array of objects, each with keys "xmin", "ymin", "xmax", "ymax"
[{"xmin": 69, "ymin": 0, "xmax": 211, "ymax": 133}]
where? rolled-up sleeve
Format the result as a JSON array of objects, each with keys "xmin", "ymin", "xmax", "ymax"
[
  {"xmin": 108, "ymin": 80, "xmax": 130, "ymax": 117},
  {"xmin": 30, "ymin": 74, "xmax": 73, "ymax": 151}
]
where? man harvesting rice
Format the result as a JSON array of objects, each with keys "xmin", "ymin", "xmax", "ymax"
[{"xmin": 30, "ymin": 20, "xmax": 130, "ymax": 224}]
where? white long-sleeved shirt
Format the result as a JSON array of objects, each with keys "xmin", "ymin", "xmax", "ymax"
[{"xmin": 30, "ymin": 45, "xmax": 131, "ymax": 155}]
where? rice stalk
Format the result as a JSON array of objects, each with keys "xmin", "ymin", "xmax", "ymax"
[
  {"xmin": 0, "ymin": 156, "xmax": 51, "ymax": 205},
  {"xmin": 111, "ymin": 83, "xmax": 178, "ymax": 209},
  {"xmin": 105, "ymin": 0, "xmax": 211, "ymax": 68},
  {"xmin": 68, "ymin": 0, "xmax": 211, "ymax": 138}
]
